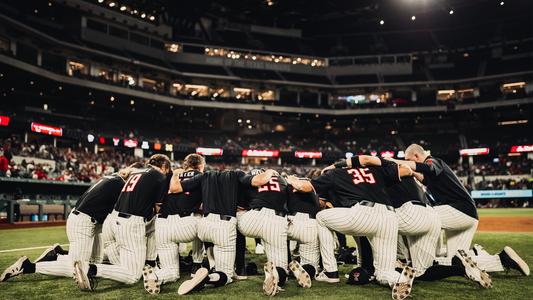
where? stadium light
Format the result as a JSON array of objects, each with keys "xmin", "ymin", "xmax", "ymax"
[
  {"xmin": 120, "ymin": 6, "xmax": 127, "ymax": 11},
  {"xmin": 109, "ymin": 2, "xmax": 116, "ymax": 8},
  {"xmin": 98, "ymin": 0, "xmax": 104, "ymax": 3},
  {"xmin": 411, "ymin": 15, "xmax": 416, "ymax": 21},
  {"xmin": 379, "ymin": 20, "xmax": 384, "ymax": 25},
  {"xmin": 500, "ymin": 1, "xmax": 504, "ymax": 6},
  {"xmin": 449, "ymin": 9, "xmax": 454, "ymax": 15}
]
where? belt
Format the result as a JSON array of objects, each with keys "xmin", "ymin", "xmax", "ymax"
[
  {"xmin": 72, "ymin": 210, "xmax": 96, "ymax": 223},
  {"xmin": 118, "ymin": 212, "xmax": 149, "ymax": 222},
  {"xmin": 359, "ymin": 201, "xmax": 395, "ymax": 212},
  {"xmin": 252, "ymin": 208, "xmax": 286, "ymax": 217},
  {"xmin": 159, "ymin": 212, "xmax": 194, "ymax": 219},
  {"xmin": 203, "ymin": 213, "xmax": 234, "ymax": 221},
  {"xmin": 410, "ymin": 201, "xmax": 427, "ymax": 207},
  {"xmin": 289, "ymin": 212, "xmax": 316, "ymax": 219}
]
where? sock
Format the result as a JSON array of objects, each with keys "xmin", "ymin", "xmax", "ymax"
[
  {"xmin": 235, "ymin": 231, "xmax": 246, "ymax": 273},
  {"xmin": 276, "ymin": 267, "xmax": 288, "ymax": 287},
  {"xmin": 336, "ymin": 232, "xmax": 347, "ymax": 249},
  {"xmin": 145, "ymin": 260, "xmax": 156, "ymax": 267},
  {"xmin": 88, "ymin": 264, "xmax": 97, "ymax": 277},
  {"xmin": 417, "ymin": 265, "xmax": 464, "ymax": 281},
  {"xmin": 22, "ymin": 260, "xmax": 35, "ymax": 273},
  {"xmin": 302, "ymin": 264, "xmax": 316, "ymax": 278}
]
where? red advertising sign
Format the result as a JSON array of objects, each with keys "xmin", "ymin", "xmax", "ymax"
[
  {"xmin": 294, "ymin": 151, "xmax": 322, "ymax": 159},
  {"xmin": 0, "ymin": 115, "xmax": 10, "ymax": 126},
  {"xmin": 510, "ymin": 145, "xmax": 533, "ymax": 153},
  {"xmin": 459, "ymin": 148, "xmax": 490, "ymax": 156},
  {"xmin": 196, "ymin": 147, "xmax": 223, "ymax": 156},
  {"xmin": 242, "ymin": 149, "xmax": 280, "ymax": 157},
  {"xmin": 30, "ymin": 122, "xmax": 63, "ymax": 137},
  {"xmin": 123, "ymin": 139, "xmax": 138, "ymax": 148}
]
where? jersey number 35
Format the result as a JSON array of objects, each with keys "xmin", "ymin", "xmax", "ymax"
[{"xmin": 347, "ymin": 168, "xmax": 376, "ymax": 185}]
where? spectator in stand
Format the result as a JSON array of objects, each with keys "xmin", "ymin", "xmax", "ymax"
[{"xmin": 0, "ymin": 149, "xmax": 8, "ymax": 177}]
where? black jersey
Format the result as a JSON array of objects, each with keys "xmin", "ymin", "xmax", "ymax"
[
  {"xmin": 114, "ymin": 167, "xmax": 167, "ymax": 219},
  {"xmin": 242, "ymin": 173, "xmax": 289, "ymax": 212},
  {"xmin": 160, "ymin": 170, "xmax": 202, "ymax": 216},
  {"xmin": 415, "ymin": 156, "xmax": 478, "ymax": 219},
  {"xmin": 311, "ymin": 157, "xmax": 400, "ymax": 207},
  {"xmin": 386, "ymin": 176, "xmax": 430, "ymax": 208},
  {"xmin": 180, "ymin": 170, "xmax": 247, "ymax": 217},
  {"xmin": 75, "ymin": 174, "xmax": 124, "ymax": 223},
  {"xmin": 287, "ymin": 179, "xmax": 320, "ymax": 217}
]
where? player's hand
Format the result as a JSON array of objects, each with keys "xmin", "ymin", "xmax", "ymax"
[
  {"xmin": 321, "ymin": 164, "xmax": 335, "ymax": 174},
  {"xmin": 399, "ymin": 164, "xmax": 414, "ymax": 176},
  {"xmin": 286, "ymin": 175, "xmax": 299, "ymax": 185}
]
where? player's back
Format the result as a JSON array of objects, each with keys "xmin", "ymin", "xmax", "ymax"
[
  {"xmin": 114, "ymin": 167, "xmax": 167, "ymax": 219},
  {"xmin": 161, "ymin": 170, "xmax": 202, "ymax": 216},
  {"xmin": 246, "ymin": 175, "xmax": 289, "ymax": 213},
  {"xmin": 75, "ymin": 174, "xmax": 125, "ymax": 223},
  {"xmin": 386, "ymin": 176, "xmax": 429, "ymax": 208},
  {"xmin": 287, "ymin": 179, "xmax": 320, "ymax": 217}
]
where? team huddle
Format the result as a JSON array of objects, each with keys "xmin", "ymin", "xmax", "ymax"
[{"xmin": 1, "ymin": 144, "xmax": 530, "ymax": 299}]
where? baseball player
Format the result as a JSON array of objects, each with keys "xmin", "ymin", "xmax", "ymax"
[
  {"xmin": 389, "ymin": 144, "xmax": 529, "ymax": 276},
  {"xmin": 0, "ymin": 166, "xmax": 133, "ymax": 281},
  {"xmin": 286, "ymin": 176, "xmax": 321, "ymax": 288},
  {"xmin": 169, "ymin": 169, "xmax": 273, "ymax": 295},
  {"xmin": 142, "ymin": 154, "xmax": 206, "ymax": 294},
  {"xmin": 288, "ymin": 155, "xmax": 415, "ymax": 294},
  {"xmin": 238, "ymin": 169, "xmax": 299, "ymax": 296},
  {"xmin": 72, "ymin": 154, "xmax": 171, "ymax": 291}
]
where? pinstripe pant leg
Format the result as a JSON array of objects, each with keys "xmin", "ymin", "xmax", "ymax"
[
  {"xmin": 95, "ymin": 218, "xmax": 146, "ymax": 284},
  {"xmin": 466, "ymin": 252, "xmax": 505, "ymax": 272},
  {"xmin": 102, "ymin": 213, "xmax": 120, "ymax": 265},
  {"xmin": 145, "ymin": 217, "xmax": 157, "ymax": 261},
  {"xmin": 191, "ymin": 237, "xmax": 204, "ymax": 264},
  {"xmin": 199, "ymin": 215, "xmax": 236, "ymax": 283},
  {"xmin": 369, "ymin": 209, "xmax": 400, "ymax": 287},
  {"xmin": 434, "ymin": 205, "xmax": 478, "ymax": 265},
  {"xmin": 261, "ymin": 213, "xmax": 288, "ymax": 271},
  {"xmin": 90, "ymin": 224, "xmax": 104, "ymax": 264},
  {"xmin": 288, "ymin": 216, "xmax": 319, "ymax": 268},
  {"xmin": 154, "ymin": 217, "xmax": 180, "ymax": 284}
]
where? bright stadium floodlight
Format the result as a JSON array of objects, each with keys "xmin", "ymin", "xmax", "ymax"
[
  {"xmin": 120, "ymin": 6, "xmax": 127, "ymax": 11},
  {"xmin": 449, "ymin": 9, "xmax": 454, "ymax": 14},
  {"xmin": 500, "ymin": 1, "xmax": 504, "ymax": 6},
  {"xmin": 411, "ymin": 15, "xmax": 416, "ymax": 21},
  {"xmin": 379, "ymin": 19, "xmax": 384, "ymax": 25}
]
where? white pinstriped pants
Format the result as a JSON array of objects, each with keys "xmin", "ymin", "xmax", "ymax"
[
  {"xmin": 102, "ymin": 210, "xmax": 120, "ymax": 264},
  {"xmin": 287, "ymin": 213, "xmax": 319, "ymax": 268},
  {"xmin": 154, "ymin": 214, "xmax": 202, "ymax": 284},
  {"xmin": 433, "ymin": 205, "xmax": 478, "ymax": 265},
  {"xmin": 35, "ymin": 211, "xmax": 103, "ymax": 277},
  {"xmin": 238, "ymin": 208, "xmax": 288, "ymax": 271},
  {"xmin": 317, "ymin": 203, "xmax": 400, "ymax": 287},
  {"xmin": 197, "ymin": 213, "xmax": 237, "ymax": 284},
  {"xmin": 95, "ymin": 211, "xmax": 147, "ymax": 284},
  {"xmin": 396, "ymin": 202, "xmax": 441, "ymax": 276}
]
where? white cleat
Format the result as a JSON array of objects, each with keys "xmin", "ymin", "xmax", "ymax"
[
  {"xmin": 263, "ymin": 261, "xmax": 281, "ymax": 296},
  {"xmin": 501, "ymin": 246, "xmax": 530, "ymax": 276},
  {"xmin": 0, "ymin": 256, "xmax": 29, "ymax": 282},
  {"xmin": 73, "ymin": 261, "xmax": 94, "ymax": 291},
  {"xmin": 289, "ymin": 260, "xmax": 311, "ymax": 288},
  {"xmin": 456, "ymin": 249, "xmax": 492, "ymax": 289},
  {"xmin": 392, "ymin": 265, "xmax": 415, "ymax": 300},
  {"xmin": 315, "ymin": 271, "xmax": 340, "ymax": 283},
  {"xmin": 178, "ymin": 267, "xmax": 209, "ymax": 295},
  {"xmin": 143, "ymin": 265, "xmax": 161, "ymax": 294}
]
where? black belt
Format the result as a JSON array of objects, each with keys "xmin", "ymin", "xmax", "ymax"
[
  {"xmin": 410, "ymin": 201, "xmax": 427, "ymax": 207},
  {"xmin": 289, "ymin": 212, "xmax": 316, "ymax": 219},
  {"xmin": 252, "ymin": 208, "xmax": 286, "ymax": 217},
  {"xmin": 159, "ymin": 212, "xmax": 194, "ymax": 219},
  {"xmin": 72, "ymin": 210, "xmax": 96, "ymax": 223},
  {"xmin": 203, "ymin": 213, "xmax": 234, "ymax": 221},
  {"xmin": 359, "ymin": 201, "xmax": 395, "ymax": 212},
  {"xmin": 117, "ymin": 212, "xmax": 149, "ymax": 222}
]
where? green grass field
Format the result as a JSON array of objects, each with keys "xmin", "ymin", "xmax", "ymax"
[{"xmin": 0, "ymin": 208, "xmax": 532, "ymax": 300}]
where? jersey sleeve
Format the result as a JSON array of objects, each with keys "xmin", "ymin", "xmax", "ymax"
[
  {"xmin": 415, "ymin": 157, "xmax": 444, "ymax": 177},
  {"xmin": 239, "ymin": 173, "xmax": 255, "ymax": 187},
  {"xmin": 379, "ymin": 158, "xmax": 401, "ymax": 186},
  {"xmin": 310, "ymin": 172, "xmax": 334, "ymax": 195},
  {"xmin": 181, "ymin": 173, "xmax": 203, "ymax": 192}
]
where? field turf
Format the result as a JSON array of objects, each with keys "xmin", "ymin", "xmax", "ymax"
[{"xmin": 0, "ymin": 209, "xmax": 532, "ymax": 299}]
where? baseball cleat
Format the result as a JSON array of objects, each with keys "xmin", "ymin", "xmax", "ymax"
[
  {"xmin": 500, "ymin": 246, "xmax": 530, "ymax": 276},
  {"xmin": 190, "ymin": 263, "xmax": 202, "ymax": 278},
  {"xmin": 0, "ymin": 256, "xmax": 29, "ymax": 282},
  {"xmin": 315, "ymin": 271, "xmax": 340, "ymax": 283},
  {"xmin": 472, "ymin": 244, "xmax": 490, "ymax": 257},
  {"xmin": 143, "ymin": 265, "xmax": 161, "ymax": 294},
  {"xmin": 395, "ymin": 259, "xmax": 408, "ymax": 269},
  {"xmin": 35, "ymin": 243, "xmax": 60, "ymax": 263},
  {"xmin": 289, "ymin": 260, "xmax": 311, "ymax": 288},
  {"xmin": 73, "ymin": 261, "xmax": 94, "ymax": 291},
  {"xmin": 456, "ymin": 249, "xmax": 492, "ymax": 289},
  {"xmin": 392, "ymin": 265, "xmax": 415, "ymax": 300},
  {"xmin": 178, "ymin": 267, "xmax": 209, "ymax": 295},
  {"xmin": 232, "ymin": 273, "xmax": 248, "ymax": 280},
  {"xmin": 263, "ymin": 261, "xmax": 280, "ymax": 296}
]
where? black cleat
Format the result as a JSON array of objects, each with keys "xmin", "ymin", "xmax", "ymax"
[
  {"xmin": 190, "ymin": 263, "xmax": 203, "ymax": 277},
  {"xmin": 35, "ymin": 244, "xmax": 60, "ymax": 263},
  {"xmin": 0, "ymin": 256, "xmax": 29, "ymax": 282},
  {"xmin": 499, "ymin": 246, "xmax": 530, "ymax": 276}
]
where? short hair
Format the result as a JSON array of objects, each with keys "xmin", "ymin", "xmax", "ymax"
[
  {"xmin": 128, "ymin": 162, "xmax": 144, "ymax": 169},
  {"xmin": 405, "ymin": 144, "xmax": 426, "ymax": 156},
  {"xmin": 147, "ymin": 154, "xmax": 171, "ymax": 170},
  {"xmin": 182, "ymin": 153, "xmax": 205, "ymax": 170}
]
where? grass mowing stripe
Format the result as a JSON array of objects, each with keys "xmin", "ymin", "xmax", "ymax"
[{"xmin": 0, "ymin": 244, "xmax": 68, "ymax": 253}]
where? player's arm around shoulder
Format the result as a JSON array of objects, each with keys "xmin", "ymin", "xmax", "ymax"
[
  {"xmin": 250, "ymin": 169, "xmax": 278, "ymax": 187},
  {"xmin": 286, "ymin": 175, "xmax": 314, "ymax": 193},
  {"xmin": 168, "ymin": 168, "xmax": 185, "ymax": 193}
]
